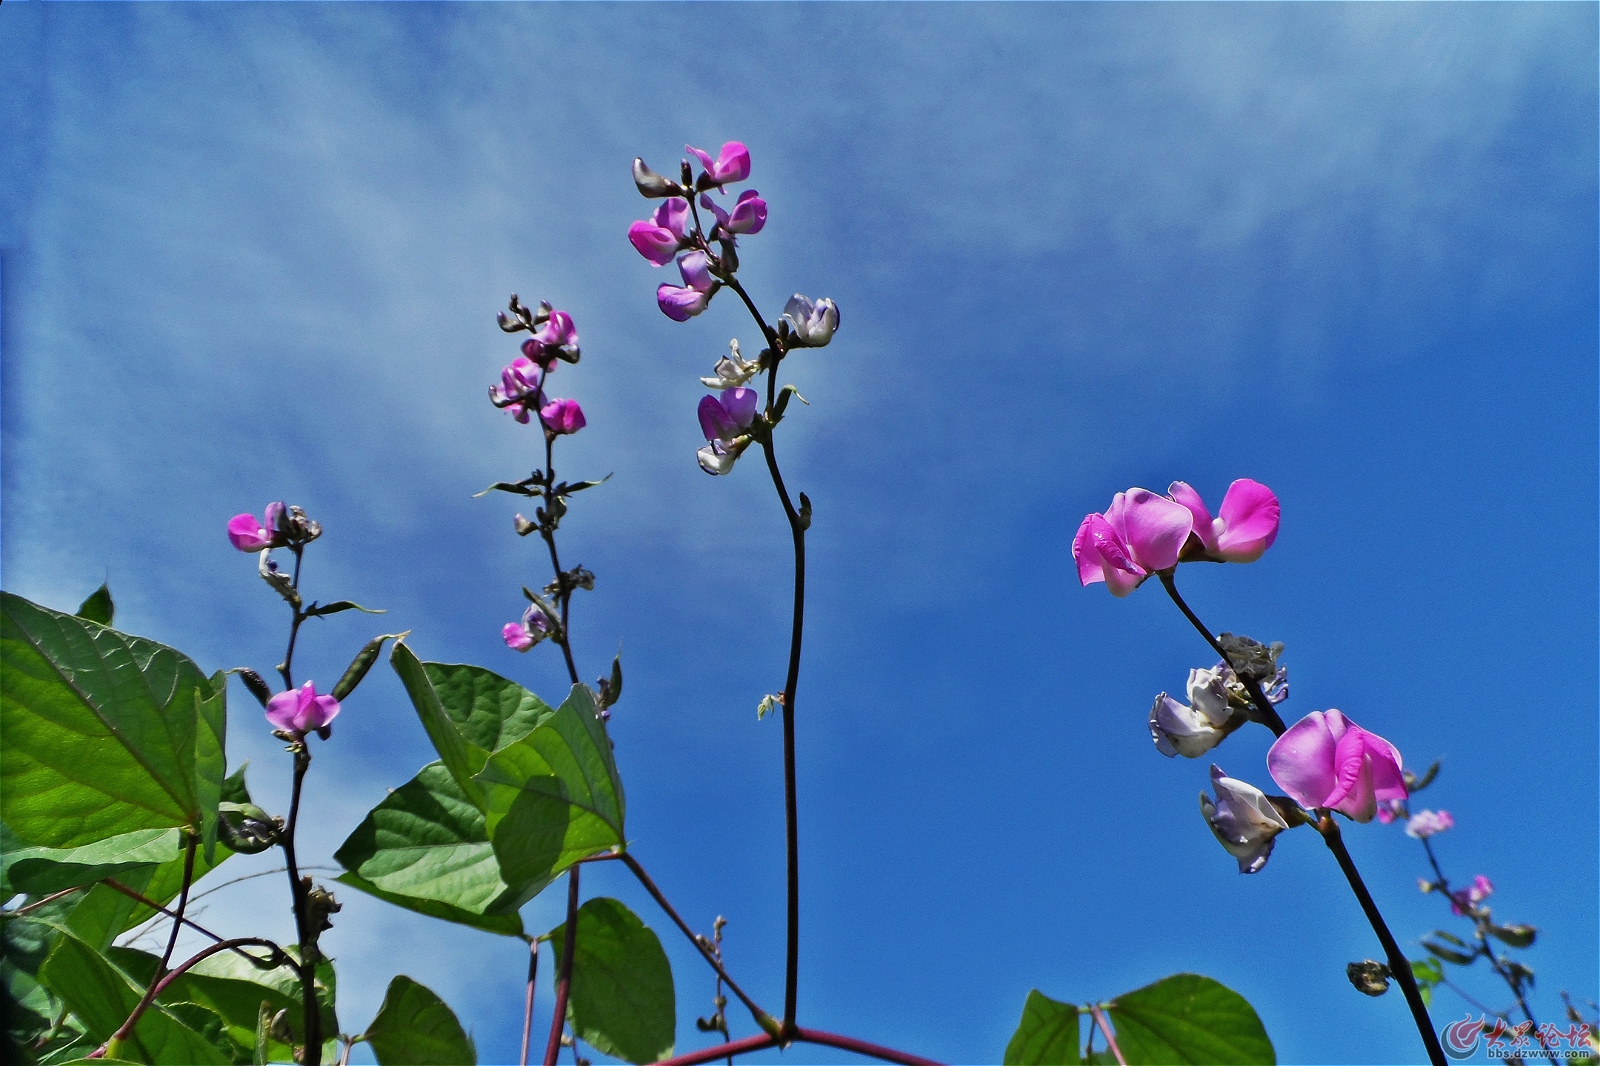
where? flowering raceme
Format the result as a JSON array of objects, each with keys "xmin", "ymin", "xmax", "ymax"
[
  {"xmin": 658, "ymin": 252, "xmax": 716, "ymax": 321},
  {"xmin": 1266, "ymin": 709, "xmax": 1407, "ymax": 823},
  {"xmin": 266, "ymin": 680, "xmax": 340, "ymax": 739},
  {"xmin": 1169, "ymin": 479, "xmax": 1281, "ymax": 563},
  {"xmin": 1199, "ymin": 765, "xmax": 1292, "ymax": 874},
  {"xmin": 228, "ymin": 503, "xmax": 289, "ymax": 552}
]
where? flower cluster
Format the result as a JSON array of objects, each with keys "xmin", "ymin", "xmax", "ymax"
[
  {"xmin": 629, "ymin": 142, "xmax": 767, "ymax": 322},
  {"xmin": 1073, "ymin": 479, "xmax": 1279, "ymax": 597},
  {"xmin": 489, "ymin": 300, "xmax": 586, "ymax": 434}
]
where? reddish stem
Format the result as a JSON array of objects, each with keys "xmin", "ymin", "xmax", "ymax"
[
  {"xmin": 543, "ymin": 867, "xmax": 580, "ymax": 1065},
  {"xmin": 1088, "ymin": 1007, "xmax": 1126, "ymax": 1066},
  {"xmin": 520, "ymin": 938, "xmax": 539, "ymax": 1066}
]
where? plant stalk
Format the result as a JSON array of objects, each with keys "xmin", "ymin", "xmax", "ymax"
[{"xmin": 543, "ymin": 866, "xmax": 581, "ymax": 1066}]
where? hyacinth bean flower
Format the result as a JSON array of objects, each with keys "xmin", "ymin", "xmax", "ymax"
[
  {"xmin": 228, "ymin": 503, "xmax": 290, "ymax": 552},
  {"xmin": 266, "ymin": 680, "xmax": 340, "ymax": 739},
  {"xmin": 702, "ymin": 339, "xmax": 761, "ymax": 390},
  {"xmin": 539, "ymin": 398, "xmax": 586, "ymax": 435},
  {"xmin": 533, "ymin": 309, "xmax": 579, "ymax": 353},
  {"xmin": 702, "ymin": 190, "xmax": 767, "ymax": 238},
  {"xmin": 1168, "ymin": 479, "xmax": 1281, "ymax": 563},
  {"xmin": 658, "ymin": 252, "xmax": 716, "ymax": 321},
  {"xmin": 1267, "ymin": 709, "xmax": 1406, "ymax": 823},
  {"xmin": 687, "ymin": 141, "xmax": 751, "ymax": 189},
  {"xmin": 491, "ymin": 357, "xmax": 545, "ymax": 423},
  {"xmin": 1405, "ymin": 809, "xmax": 1454, "ymax": 839},
  {"xmin": 1149, "ymin": 666, "xmax": 1237, "ymax": 758},
  {"xmin": 781, "ymin": 294, "xmax": 839, "ymax": 347},
  {"xmin": 1450, "ymin": 874, "xmax": 1493, "ymax": 916},
  {"xmin": 502, "ymin": 603, "xmax": 552, "ymax": 652},
  {"xmin": 628, "ymin": 199, "xmax": 690, "ymax": 266},
  {"xmin": 1375, "ymin": 799, "xmax": 1407, "ymax": 824},
  {"xmin": 697, "ymin": 387, "xmax": 758, "ymax": 475},
  {"xmin": 1072, "ymin": 488, "xmax": 1194, "ymax": 596},
  {"xmin": 1199, "ymin": 765, "xmax": 1292, "ymax": 874}
]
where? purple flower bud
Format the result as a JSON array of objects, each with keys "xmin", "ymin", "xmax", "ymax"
[
  {"xmin": 628, "ymin": 199, "xmax": 690, "ymax": 266},
  {"xmin": 266, "ymin": 680, "xmax": 341, "ymax": 738},
  {"xmin": 781, "ymin": 294, "xmax": 839, "ymax": 347},
  {"xmin": 701, "ymin": 190, "xmax": 767, "ymax": 237},
  {"xmin": 228, "ymin": 503, "xmax": 290, "ymax": 552},
  {"xmin": 686, "ymin": 141, "xmax": 751, "ymax": 189},
  {"xmin": 1199, "ymin": 765, "xmax": 1292, "ymax": 874},
  {"xmin": 657, "ymin": 252, "xmax": 716, "ymax": 321},
  {"xmin": 540, "ymin": 397, "xmax": 586, "ymax": 435}
]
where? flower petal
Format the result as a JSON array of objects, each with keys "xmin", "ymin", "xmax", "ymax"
[
  {"xmin": 1214, "ymin": 479, "xmax": 1280, "ymax": 562},
  {"xmin": 1118, "ymin": 489, "xmax": 1194, "ymax": 571},
  {"xmin": 1267, "ymin": 710, "xmax": 1340, "ymax": 809}
]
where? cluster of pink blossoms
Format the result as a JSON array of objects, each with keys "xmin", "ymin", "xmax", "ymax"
[
  {"xmin": 488, "ymin": 303, "xmax": 586, "ymax": 435},
  {"xmin": 1079, "ymin": 478, "xmax": 1413, "ymax": 873},
  {"xmin": 628, "ymin": 141, "xmax": 839, "ymax": 477}
]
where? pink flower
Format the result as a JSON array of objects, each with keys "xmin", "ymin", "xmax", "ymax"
[
  {"xmin": 628, "ymin": 199, "xmax": 690, "ymax": 266},
  {"xmin": 1375, "ymin": 798, "xmax": 1407, "ymax": 824},
  {"xmin": 266, "ymin": 680, "xmax": 340, "ymax": 738},
  {"xmin": 228, "ymin": 503, "xmax": 289, "ymax": 552},
  {"xmin": 1267, "ymin": 709, "xmax": 1407, "ymax": 823},
  {"xmin": 1071, "ymin": 489, "xmax": 1194, "ymax": 596},
  {"xmin": 1168, "ymin": 479, "xmax": 1281, "ymax": 563},
  {"xmin": 687, "ymin": 141, "xmax": 750, "ymax": 189},
  {"xmin": 534, "ymin": 309, "xmax": 579, "ymax": 351},
  {"xmin": 539, "ymin": 398, "xmax": 586, "ymax": 435},
  {"xmin": 657, "ymin": 251, "xmax": 716, "ymax": 321},
  {"xmin": 696, "ymin": 388, "xmax": 758, "ymax": 476},
  {"xmin": 1450, "ymin": 875, "xmax": 1493, "ymax": 916},
  {"xmin": 1405, "ymin": 809, "xmax": 1454, "ymax": 839},
  {"xmin": 490, "ymin": 357, "xmax": 545, "ymax": 423},
  {"xmin": 701, "ymin": 190, "xmax": 767, "ymax": 237},
  {"xmin": 503, "ymin": 603, "xmax": 551, "ymax": 652}
]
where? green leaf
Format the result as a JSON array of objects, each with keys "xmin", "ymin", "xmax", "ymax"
[
  {"xmin": 364, "ymin": 975, "xmax": 476, "ymax": 1065},
  {"xmin": 221, "ymin": 764, "xmax": 252, "ymax": 806},
  {"xmin": 1422, "ymin": 940, "xmax": 1478, "ymax": 966},
  {"xmin": 75, "ymin": 585, "xmax": 114, "ymax": 627},
  {"xmin": 303, "ymin": 601, "xmax": 386, "ymax": 618},
  {"xmin": 108, "ymin": 837, "xmax": 234, "ymax": 936},
  {"xmin": 2, "ymin": 828, "xmax": 182, "ymax": 896},
  {"xmin": 111, "ymin": 944, "xmax": 335, "ymax": 1050},
  {"xmin": 37, "ymin": 926, "xmax": 230, "ymax": 1064},
  {"xmin": 548, "ymin": 898, "xmax": 674, "ymax": 1064},
  {"xmin": 1, "ymin": 593, "xmax": 218, "ymax": 848},
  {"xmin": 1103, "ymin": 974, "xmax": 1274, "ymax": 1065},
  {"xmin": 1003, "ymin": 989, "xmax": 1081, "ymax": 1065},
  {"xmin": 334, "ymin": 762, "xmax": 525, "ymax": 936},
  {"xmin": 196, "ymin": 671, "xmax": 229, "ymax": 863},
  {"xmin": 389, "ymin": 644, "xmax": 485, "ymax": 808},
  {"xmin": 1489, "ymin": 924, "xmax": 1537, "ymax": 949},
  {"xmin": 421, "ymin": 662, "xmax": 558, "ymax": 767},
  {"xmin": 253, "ymin": 1003, "xmax": 270, "ymax": 1066},
  {"xmin": 475, "ymin": 685, "xmax": 624, "ymax": 895}
]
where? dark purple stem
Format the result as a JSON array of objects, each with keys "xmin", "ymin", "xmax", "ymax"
[{"xmin": 520, "ymin": 938, "xmax": 539, "ymax": 1066}]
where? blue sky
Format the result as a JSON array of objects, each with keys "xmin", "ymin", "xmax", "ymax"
[{"xmin": 2, "ymin": 4, "xmax": 1595, "ymax": 1065}]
